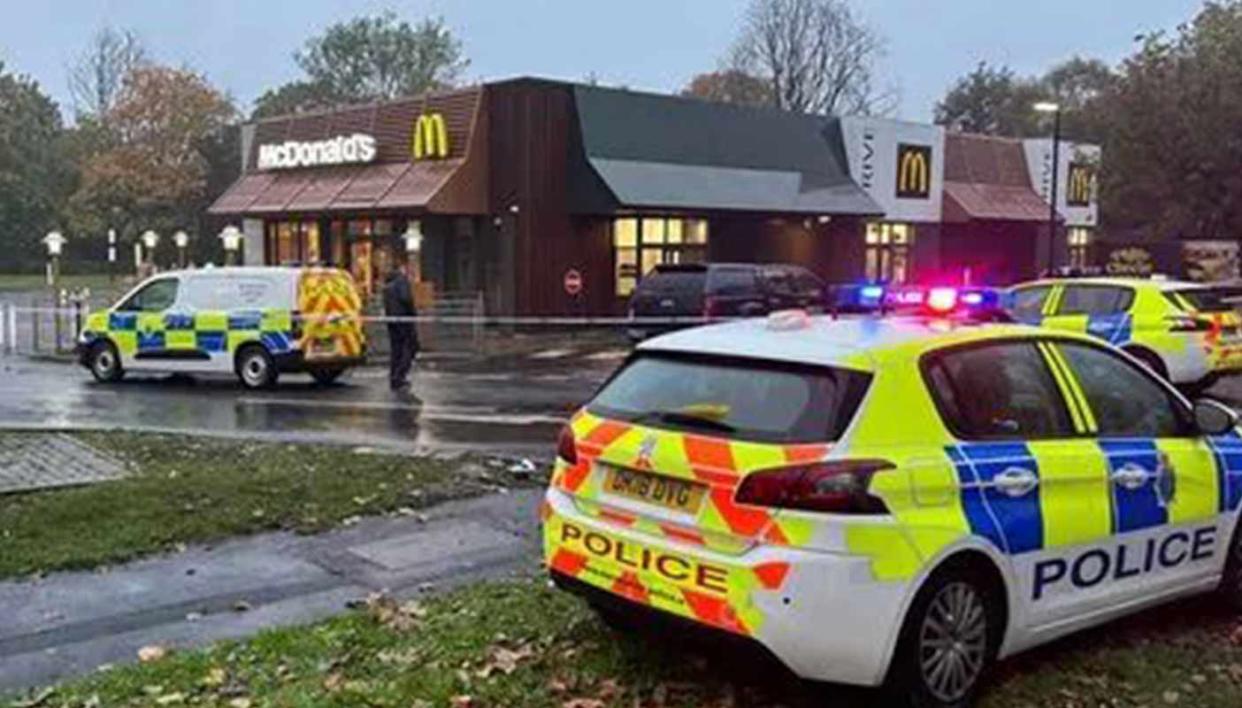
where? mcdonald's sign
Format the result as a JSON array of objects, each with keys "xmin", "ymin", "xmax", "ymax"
[
  {"xmin": 896, "ymin": 143, "xmax": 931, "ymax": 199},
  {"xmin": 412, "ymin": 113, "xmax": 450, "ymax": 160},
  {"xmin": 1067, "ymin": 163, "xmax": 1094, "ymax": 207}
]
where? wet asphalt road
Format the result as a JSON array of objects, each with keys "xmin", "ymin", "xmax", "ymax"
[{"xmin": 0, "ymin": 354, "xmax": 621, "ymax": 456}]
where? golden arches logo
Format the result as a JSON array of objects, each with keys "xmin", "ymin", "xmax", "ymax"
[
  {"xmin": 896, "ymin": 144, "xmax": 931, "ymax": 199},
  {"xmin": 1067, "ymin": 164, "xmax": 1094, "ymax": 207},
  {"xmin": 412, "ymin": 113, "xmax": 449, "ymax": 160}
]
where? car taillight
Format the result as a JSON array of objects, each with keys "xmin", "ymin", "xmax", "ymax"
[
  {"xmin": 735, "ymin": 459, "xmax": 893, "ymax": 515},
  {"xmin": 1167, "ymin": 315, "xmax": 1213, "ymax": 332},
  {"xmin": 557, "ymin": 425, "xmax": 578, "ymax": 465}
]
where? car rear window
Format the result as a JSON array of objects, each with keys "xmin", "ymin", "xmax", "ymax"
[
  {"xmin": 636, "ymin": 269, "xmax": 707, "ymax": 295},
  {"xmin": 707, "ymin": 267, "xmax": 759, "ymax": 296},
  {"xmin": 588, "ymin": 353, "xmax": 871, "ymax": 443},
  {"xmin": 1166, "ymin": 287, "xmax": 1242, "ymax": 312}
]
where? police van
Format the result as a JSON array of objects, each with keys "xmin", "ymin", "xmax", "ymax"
[
  {"xmin": 76, "ymin": 266, "xmax": 366, "ymax": 389},
  {"xmin": 542, "ymin": 288, "xmax": 1242, "ymax": 707}
]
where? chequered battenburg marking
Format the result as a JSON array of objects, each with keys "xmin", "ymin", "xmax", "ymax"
[
  {"xmin": 1099, "ymin": 439, "xmax": 1165, "ymax": 534},
  {"xmin": 948, "ymin": 443, "xmax": 1043, "ymax": 555}
]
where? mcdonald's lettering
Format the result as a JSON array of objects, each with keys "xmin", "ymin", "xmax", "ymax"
[
  {"xmin": 412, "ymin": 113, "xmax": 450, "ymax": 160},
  {"xmin": 896, "ymin": 143, "xmax": 931, "ymax": 199},
  {"xmin": 1067, "ymin": 163, "xmax": 1094, "ymax": 207}
]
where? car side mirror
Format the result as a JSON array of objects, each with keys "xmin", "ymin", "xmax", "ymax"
[{"xmin": 1193, "ymin": 398, "xmax": 1238, "ymax": 436}]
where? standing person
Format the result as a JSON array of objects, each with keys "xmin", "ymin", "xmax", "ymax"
[{"xmin": 382, "ymin": 262, "xmax": 419, "ymax": 392}]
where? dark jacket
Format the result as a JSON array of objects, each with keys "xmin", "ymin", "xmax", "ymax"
[{"xmin": 382, "ymin": 272, "xmax": 416, "ymax": 319}]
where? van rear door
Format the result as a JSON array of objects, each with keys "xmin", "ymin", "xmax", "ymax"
[{"xmin": 297, "ymin": 269, "xmax": 366, "ymax": 360}]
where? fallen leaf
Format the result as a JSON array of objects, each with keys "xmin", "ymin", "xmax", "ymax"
[
  {"xmin": 228, "ymin": 699, "xmax": 252, "ymax": 708},
  {"xmin": 201, "ymin": 667, "xmax": 227, "ymax": 687},
  {"xmin": 138, "ymin": 645, "xmax": 168, "ymax": 663},
  {"xmin": 155, "ymin": 693, "xmax": 186, "ymax": 705},
  {"xmin": 477, "ymin": 643, "xmax": 536, "ymax": 678},
  {"xmin": 450, "ymin": 696, "xmax": 474, "ymax": 708},
  {"xmin": 323, "ymin": 672, "xmax": 345, "ymax": 693},
  {"xmin": 561, "ymin": 700, "xmax": 605, "ymax": 708}
]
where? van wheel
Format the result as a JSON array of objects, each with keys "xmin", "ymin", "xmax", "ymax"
[
  {"xmin": 1218, "ymin": 519, "xmax": 1242, "ymax": 613},
  {"xmin": 310, "ymin": 367, "xmax": 346, "ymax": 386},
  {"xmin": 236, "ymin": 346, "xmax": 277, "ymax": 389},
  {"xmin": 88, "ymin": 341, "xmax": 124, "ymax": 383},
  {"xmin": 885, "ymin": 569, "xmax": 999, "ymax": 708}
]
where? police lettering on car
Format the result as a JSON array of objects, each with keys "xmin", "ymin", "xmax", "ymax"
[{"xmin": 542, "ymin": 286, "xmax": 1242, "ymax": 708}]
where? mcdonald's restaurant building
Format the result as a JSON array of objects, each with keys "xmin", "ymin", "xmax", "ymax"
[{"xmin": 209, "ymin": 77, "xmax": 1101, "ymax": 315}]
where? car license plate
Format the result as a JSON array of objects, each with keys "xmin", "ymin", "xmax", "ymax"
[{"xmin": 604, "ymin": 466, "xmax": 707, "ymax": 513}]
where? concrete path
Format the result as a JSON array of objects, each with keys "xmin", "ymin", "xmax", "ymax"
[{"xmin": 0, "ymin": 489, "xmax": 543, "ymax": 694}]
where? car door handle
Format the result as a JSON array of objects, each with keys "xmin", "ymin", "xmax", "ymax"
[
  {"xmin": 993, "ymin": 468, "xmax": 1039, "ymax": 497},
  {"xmin": 1111, "ymin": 464, "xmax": 1150, "ymax": 491}
]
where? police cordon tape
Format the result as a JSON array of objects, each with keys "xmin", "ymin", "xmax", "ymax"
[{"xmin": 0, "ymin": 305, "xmax": 720, "ymax": 327}]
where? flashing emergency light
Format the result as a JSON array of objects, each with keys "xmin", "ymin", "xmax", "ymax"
[{"xmin": 829, "ymin": 284, "xmax": 1007, "ymax": 321}]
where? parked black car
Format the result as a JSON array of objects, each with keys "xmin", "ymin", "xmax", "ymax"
[{"xmin": 626, "ymin": 263, "xmax": 827, "ymax": 340}]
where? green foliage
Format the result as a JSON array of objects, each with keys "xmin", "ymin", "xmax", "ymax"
[
  {"xmin": 252, "ymin": 12, "xmax": 467, "ymax": 119},
  {"xmin": 934, "ymin": 62, "xmax": 1051, "ymax": 136},
  {"xmin": 0, "ymin": 60, "xmax": 73, "ymax": 270},
  {"xmin": 1100, "ymin": 0, "xmax": 1242, "ymax": 241}
]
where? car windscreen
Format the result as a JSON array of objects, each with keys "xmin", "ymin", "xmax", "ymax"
[
  {"xmin": 1167, "ymin": 287, "xmax": 1242, "ymax": 312},
  {"xmin": 588, "ymin": 352, "xmax": 871, "ymax": 443}
]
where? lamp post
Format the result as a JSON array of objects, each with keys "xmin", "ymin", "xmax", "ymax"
[
  {"xmin": 140, "ymin": 230, "xmax": 160, "ymax": 269},
  {"xmin": 42, "ymin": 231, "xmax": 65, "ymax": 289},
  {"xmin": 218, "ymin": 225, "xmax": 242, "ymax": 266},
  {"xmin": 403, "ymin": 221, "xmax": 424, "ymax": 283},
  {"xmin": 173, "ymin": 230, "xmax": 189, "ymax": 268},
  {"xmin": 1034, "ymin": 101, "xmax": 1063, "ymax": 274}
]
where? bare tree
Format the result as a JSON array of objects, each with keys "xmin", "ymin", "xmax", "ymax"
[
  {"xmin": 730, "ymin": 0, "xmax": 891, "ymax": 116},
  {"xmin": 68, "ymin": 27, "xmax": 147, "ymax": 119}
]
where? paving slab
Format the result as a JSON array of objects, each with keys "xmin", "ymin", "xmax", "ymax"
[
  {"xmin": 0, "ymin": 432, "xmax": 126, "ymax": 494},
  {"xmin": 0, "ymin": 488, "xmax": 543, "ymax": 695}
]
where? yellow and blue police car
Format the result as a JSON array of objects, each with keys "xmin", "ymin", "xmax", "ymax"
[
  {"xmin": 76, "ymin": 266, "xmax": 366, "ymax": 389},
  {"xmin": 1009, "ymin": 277, "xmax": 1242, "ymax": 392},
  {"xmin": 542, "ymin": 289, "xmax": 1242, "ymax": 707}
]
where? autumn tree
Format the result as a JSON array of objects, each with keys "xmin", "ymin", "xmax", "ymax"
[
  {"xmin": 0, "ymin": 61, "xmax": 72, "ymax": 269},
  {"xmin": 933, "ymin": 62, "xmax": 1048, "ymax": 136},
  {"xmin": 726, "ymin": 0, "xmax": 891, "ymax": 115},
  {"xmin": 252, "ymin": 12, "xmax": 467, "ymax": 118},
  {"xmin": 681, "ymin": 69, "xmax": 773, "ymax": 108},
  {"xmin": 68, "ymin": 65, "xmax": 236, "ymax": 253}
]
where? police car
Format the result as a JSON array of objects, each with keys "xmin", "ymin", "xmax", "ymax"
[
  {"xmin": 542, "ymin": 287, "xmax": 1242, "ymax": 707},
  {"xmin": 1009, "ymin": 277, "xmax": 1242, "ymax": 392}
]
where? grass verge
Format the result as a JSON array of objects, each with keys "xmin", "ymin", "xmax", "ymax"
[
  {"xmin": 15, "ymin": 579, "xmax": 1242, "ymax": 708},
  {"xmin": 0, "ymin": 432, "xmax": 522, "ymax": 579}
]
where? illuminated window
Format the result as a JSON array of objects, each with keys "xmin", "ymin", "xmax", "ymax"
[
  {"xmin": 1068, "ymin": 227, "xmax": 1093, "ymax": 269},
  {"xmin": 613, "ymin": 217, "xmax": 709, "ymax": 297},
  {"xmin": 864, "ymin": 222, "xmax": 914, "ymax": 283}
]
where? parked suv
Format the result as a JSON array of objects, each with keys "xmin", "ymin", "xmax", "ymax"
[{"xmin": 626, "ymin": 263, "xmax": 825, "ymax": 340}]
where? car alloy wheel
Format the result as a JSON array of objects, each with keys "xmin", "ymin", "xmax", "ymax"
[{"xmin": 918, "ymin": 582, "xmax": 989, "ymax": 704}]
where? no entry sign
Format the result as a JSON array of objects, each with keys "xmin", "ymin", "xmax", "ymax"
[{"xmin": 563, "ymin": 268, "xmax": 583, "ymax": 296}]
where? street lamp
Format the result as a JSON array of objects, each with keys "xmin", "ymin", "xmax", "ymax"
[
  {"xmin": 218, "ymin": 225, "xmax": 242, "ymax": 266},
  {"xmin": 173, "ymin": 230, "xmax": 189, "ymax": 268},
  {"xmin": 141, "ymin": 230, "xmax": 160, "ymax": 268},
  {"xmin": 403, "ymin": 221, "xmax": 424, "ymax": 282},
  {"xmin": 42, "ymin": 231, "xmax": 65, "ymax": 288},
  {"xmin": 1034, "ymin": 101, "xmax": 1063, "ymax": 274}
]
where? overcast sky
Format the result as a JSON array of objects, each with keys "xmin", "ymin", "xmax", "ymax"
[{"xmin": 0, "ymin": 0, "xmax": 1206, "ymax": 121}]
